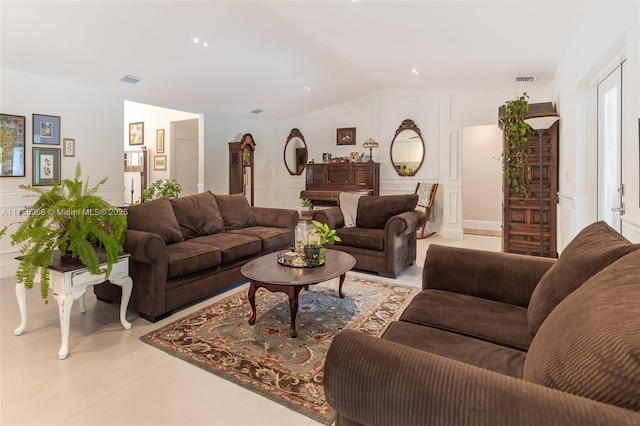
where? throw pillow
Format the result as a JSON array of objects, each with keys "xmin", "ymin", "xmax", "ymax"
[
  {"xmin": 356, "ymin": 194, "xmax": 418, "ymax": 229},
  {"xmin": 170, "ymin": 191, "xmax": 224, "ymax": 239},
  {"xmin": 126, "ymin": 197, "xmax": 183, "ymax": 244},
  {"xmin": 527, "ymin": 221, "xmax": 638, "ymax": 335},
  {"xmin": 523, "ymin": 250, "xmax": 640, "ymax": 412},
  {"xmin": 213, "ymin": 193, "xmax": 256, "ymax": 230}
]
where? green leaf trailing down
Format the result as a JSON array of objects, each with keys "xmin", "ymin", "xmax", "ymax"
[
  {"xmin": 502, "ymin": 92, "xmax": 530, "ymax": 199},
  {"xmin": 1, "ymin": 163, "xmax": 127, "ymax": 302}
]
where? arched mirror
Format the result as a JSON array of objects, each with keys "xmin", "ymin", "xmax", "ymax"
[
  {"xmin": 283, "ymin": 128, "xmax": 308, "ymax": 175},
  {"xmin": 390, "ymin": 119, "xmax": 425, "ymax": 176}
]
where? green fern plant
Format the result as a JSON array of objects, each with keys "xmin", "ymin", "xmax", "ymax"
[
  {"xmin": 0, "ymin": 163, "xmax": 127, "ymax": 302},
  {"xmin": 502, "ymin": 92, "xmax": 530, "ymax": 198}
]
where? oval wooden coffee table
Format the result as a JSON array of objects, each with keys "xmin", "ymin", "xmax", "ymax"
[{"xmin": 241, "ymin": 249, "xmax": 356, "ymax": 338}]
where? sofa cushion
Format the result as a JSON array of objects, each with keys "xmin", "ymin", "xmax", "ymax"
[
  {"xmin": 169, "ymin": 192, "xmax": 224, "ymax": 239},
  {"xmin": 227, "ymin": 226, "xmax": 293, "ymax": 252},
  {"xmin": 126, "ymin": 197, "xmax": 183, "ymax": 244},
  {"xmin": 356, "ymin": 194, "xmax": 418, "ymax": 229},
  {"xmin": 401, "ymin": 289, "xmax": 532, "ymax": 351},
  {"xmin": 213, "ymin": 193, "xmax": 257, "ymax": 230},
  {"xmin": 189, "ymin": 233, "xmax": 261, "ymax": 264},
  {"xmin": 523, "ymin": 250, "xmax": 640, "ymax": 412},
  {"xmin": 335, "ymin": 227, "xmax": 384, "ymax": 251},
  {"xmin": 383, "ymin": 321, "xmax": 527, "ymax": 378},
  {"xmin": 165, "ymin": 241, "xmax": 222, "ymax": 279},
  {"xmin": 527, "ymin": 221, "xmax": 638, "ymax": 335}
]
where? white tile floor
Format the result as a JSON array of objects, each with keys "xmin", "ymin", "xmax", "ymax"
[{"xmin": 0, "ymin": 234, "xmax": 499, "ymax": 426}]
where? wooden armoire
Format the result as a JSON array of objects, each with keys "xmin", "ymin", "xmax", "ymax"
[{"xmin": 499, "ymin": 102, "xmax": 559, "ymax": 258}]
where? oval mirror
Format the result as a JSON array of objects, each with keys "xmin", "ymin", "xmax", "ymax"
[
  {"xmin": 390, "ymin": 119, "xmax": 425, "ymax": 176},
  {"xmin": 284, "ymin": 128, "xmax": 308, "ymax": 175}
]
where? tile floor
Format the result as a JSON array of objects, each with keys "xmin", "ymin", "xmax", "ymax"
[{"xmin": 0, "ymin": 234, "xmax": 500, "ymax": 426}]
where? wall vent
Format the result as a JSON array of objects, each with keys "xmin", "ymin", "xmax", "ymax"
[
  {"xmin": 121, "ymin": 75, "xmax": 143, "ymax": 84},
  {"xmin": 515, "ymin": 76, "xmax": 536, "ymax": 83}
]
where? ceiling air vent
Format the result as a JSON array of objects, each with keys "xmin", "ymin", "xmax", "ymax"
[
  {"xmin": 250, "ymin": 109, "xmax": 264, "ymax": 114},
  {"xmin": 121, "ymin": 75, "xmax": 143, "ymax": 84},
  {"xmin": 515, "ymin": 76, "xmax": 536, "ymax": 83}
]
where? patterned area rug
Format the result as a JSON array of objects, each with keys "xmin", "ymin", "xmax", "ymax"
[{"xmin": 141, "ymin": 274, "xmax": 419, "ymax": 425}]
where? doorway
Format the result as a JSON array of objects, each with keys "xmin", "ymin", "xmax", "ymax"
[
  {"xmin": 461, "ymin": 125, "xmax": 503, "ymax": 236},
  {"xmin": 597, "ymin": 63, "xmax": 623, "ymax": 231}
]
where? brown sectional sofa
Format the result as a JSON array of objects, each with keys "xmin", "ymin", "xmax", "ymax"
[
  {"xmin": 324, "ymin": 221, "xmax": 640, "ymax": 425},
  {"xmin": 95, "ymin": 192, "xmax": 298, "ymax": 322},
  {"xmin": 312, "ymin": 194, "xmax": 425, "ymax": 278}
]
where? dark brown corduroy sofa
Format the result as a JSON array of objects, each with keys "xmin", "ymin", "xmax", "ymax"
[
  {"xmin": 95, "ymin": 192, "xmax": 298, "ymax": 322},
  {"xmin": 312, "ymin": 194, "xmax": 425, "ymax": 278},
  {"xmin": 324, "ymin": 221, "xmax": 640, "ymax": 425}
]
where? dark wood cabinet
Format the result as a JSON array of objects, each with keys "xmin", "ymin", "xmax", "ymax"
[
  {"xmin": 499, "ymin": 102, "xmax": 559, "ymax": 257},
  {"xmin": 301, "ymin": 162, "xmax": 380, "ymax": 205}
]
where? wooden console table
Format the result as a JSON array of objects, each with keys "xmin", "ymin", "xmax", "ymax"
[{"xmin": 14, "ymin": 252, "xmax": 132, "ymax": 360}]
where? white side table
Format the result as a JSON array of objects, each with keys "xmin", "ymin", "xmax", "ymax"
[{"xmin": 14, "ymin": 251, "xmax": 133, "ymax": 360}]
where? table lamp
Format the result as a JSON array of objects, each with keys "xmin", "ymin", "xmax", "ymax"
[{"xmin": 363, "ymin": 138, "xmax": 379, "ymax": 163}]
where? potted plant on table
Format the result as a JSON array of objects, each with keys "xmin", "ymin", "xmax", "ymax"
[
  {"xmin": 304, "ymin": 220, "xmax": 342, "ymax": 264},
  {"xmin": 0, "ymin": 163, "xmax": 127, "ymax": 302}
]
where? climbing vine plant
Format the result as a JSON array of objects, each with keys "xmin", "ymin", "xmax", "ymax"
[{"xmin": 502, "ymin": 92, "xmax": 530, "ymax": 198}]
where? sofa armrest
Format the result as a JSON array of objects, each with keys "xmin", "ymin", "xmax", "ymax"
[
  {"xmin": 384, "ymin": 210, "xmax": 425, "ymax": 236},
  {"xmin": 324, "ymin": 330, "xmax": 640, "ymax": 426},
  {"xmin": 423, "ymin": 244, "xmax": 555, "ymax": 306},
  {"xmin": 312, "ymin": 207, "xmax": 344, "ymax": 230},
  {"xmin": 251, "ymin": 207, "xmax": 299, "ymax": 231},
  {"xmin": 123, "ymin": 229, "xmax": 167, "ymax": 266}
]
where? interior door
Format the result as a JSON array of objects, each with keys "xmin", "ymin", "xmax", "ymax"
[{"xmin": 597, "ymin": 64, "xmax": 623, "ymax": 231}]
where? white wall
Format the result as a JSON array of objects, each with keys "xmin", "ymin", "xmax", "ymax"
[
  {"xmin": 0, "ymin": 69, "xmax": 124, "ymax": 276},
  {"xmin": 462, "ymin": 125, "xmax": 503, "ymax": 232},
  {"xmin": 550, "ymin": 1, "xmax": 640, "ymax": 247}
]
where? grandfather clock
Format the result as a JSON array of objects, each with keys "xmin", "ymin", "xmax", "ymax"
[{"xmin": 228, "ymin": 133, "xmax": 256, "ymax": 205}]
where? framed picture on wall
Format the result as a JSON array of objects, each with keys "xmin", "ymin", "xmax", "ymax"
[
  {"xmin": 336, "ymin": 127, "xmax": 356, "ymax": 145},
  {"xmin": 33, "ymin": 114, "xmax": 61, "ymax": 145},
  {"xmin": 63, "ymin": 138, "xmax": 75, "ymax": 157},
  {"xmin": 156, "ymin": 129, "xmax": 165, "ymax": 153},
  {"xmin": 129, "ymin": 122, "xmax": 144, "ymax": 145},
  {"xmin": 32, "ymin": 147, "xmax": 60, "ymax": 186},
  {"xmin": 154, "ymin": 155, "xmax": 167, "ymax": 171},
  {"xmin": 0, "ymin": 113, "xmax": 26, "ymax": 177}
]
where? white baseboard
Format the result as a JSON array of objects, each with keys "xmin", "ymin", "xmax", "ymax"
[{"xmin": 462, "ymin": 219, "xmax": 501, "ymax": 232}]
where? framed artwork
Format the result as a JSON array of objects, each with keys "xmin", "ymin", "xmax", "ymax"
[
  {"xmin": 129, "ymin": 122, "xmax": 144, "ymax": 146},
  {"xmin": 156, "ymin": 129, "xmax": 165, "ymax": 153},
  {"xmin": 337, "ymin": 127, "xmax": 356, "ymax": 145},
  {"xmin": 154, "ymin": 155, "xmax": 167, "ymax": 171},
  {"xmin": 33, "ymin": 114, "xmax": 61, "ymax": 145},
  {"xmin": 63, "ymin": 138, "xmax": 75, "ymax": 157},
  {"xmin": 32, "ymin": 147, "xmax": 60, "ymax": 186},
  {"xmin": 0, "ymin": 113, "xmax": 26, "ymax": 177}
]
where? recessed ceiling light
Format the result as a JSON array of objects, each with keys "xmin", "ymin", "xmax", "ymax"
[
  {"xmin": 193, "ymin": 38, "xmax": 199, "ymax": 44},
  {"xmin": 304, "ymin": 86, "xmax": 312, "ymax": 91},
  {"xmin": 411, "ymin": 68, "xmax": 419, "ymax": 75},
  {"xmin": 202, "ymin": 42, "xmax": 208, "ymax": 47},
  {"xmin": 251, "ymin": 109, "xmax": 264, "ymax": 114}
]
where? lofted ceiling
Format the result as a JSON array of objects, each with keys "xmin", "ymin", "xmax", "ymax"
[{"xmin": 1, "ymin": 1, "xmax": 593, "ymax": 121}]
